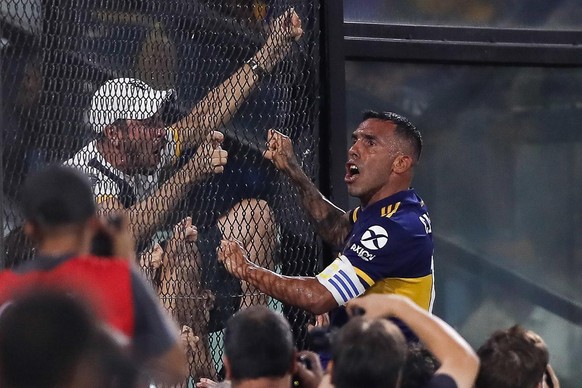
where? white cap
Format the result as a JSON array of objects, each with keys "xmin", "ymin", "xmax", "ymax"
[{"xmin": 88, "ymin": 78, "xmax": 176, "ymax": 134}]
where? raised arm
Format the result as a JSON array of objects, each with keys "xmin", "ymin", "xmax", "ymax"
[
  {"xmin": 171, "ymin": 9, "xmax": 304, "ymax": 150},
  {"xmin": 217, "ymin": 239, "xmax": 337, "ymax": 315},
  {"xmin": 99, "ymin": 131, "xmax": 227, "ymax": 243},
  {"xmin": 346, "ymin": 294, "xmax": 480, "ymax": 388},
  {"xmin": 264, "ymin": 129, "xmax": 352, "ymax": 247}
]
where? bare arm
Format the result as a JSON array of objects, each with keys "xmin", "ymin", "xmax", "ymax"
[
  {"xmin": 217, "ymin": 239, "xmax": 337, "ymax": 315},
  {"xmin": 99, "ymin": 132, "xmax": 227, "ymax": 243},
  {"xmin": 346, "ymin": 294, "xmax": 480, "ymax": 388},
  {"xmin": 171, "ymin": 9, "xmax": 304, "ymax": 149},
  {"xmin": 264, "ymin": 129, "xmax": 352, "ymax": 247}
]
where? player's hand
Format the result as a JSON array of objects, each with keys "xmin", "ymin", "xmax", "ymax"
[
  {"xmin": 195, "ymin": 131, "xmax": 228, "ymax": 175},
  {"xmin": 294, "ymin": 351, "xmax": 324, "ymax": 388},
  {"xmin": 263, "ymin": 129, "xmax": 300, "ymax": 173},
  {"xmin": 217, "ymin": 239, "xmax": 251, "ymax": 280}
]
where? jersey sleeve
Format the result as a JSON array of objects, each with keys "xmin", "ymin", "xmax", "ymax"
[{"xmin": 316, "ymin": 255, "xmax": 367, "ymax": 305}]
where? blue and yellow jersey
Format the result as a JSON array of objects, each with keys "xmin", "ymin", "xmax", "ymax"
[{"xmin": 316, "ymin": 189, "xmax": 434, "ymax": 312}]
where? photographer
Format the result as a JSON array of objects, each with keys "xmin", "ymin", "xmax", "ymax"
[
  {"xmin": 337, "ymin": 294, "xmax": 479, "ymax": 388},
  {"xmin": 196, "ymin": 306, "xmax": 324, "ymax": 388},
  {"xmin": 0, "ymin": 165, "xmax": 187, "ymax": 386}
]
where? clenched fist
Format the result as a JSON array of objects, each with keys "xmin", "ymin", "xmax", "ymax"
[{"xmin": 263, "ymin": 129, "xmax": 300, "ymax": 173}]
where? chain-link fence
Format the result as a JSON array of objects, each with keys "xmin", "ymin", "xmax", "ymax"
[{"xmin": 1, "ymin": 0, "xmax": 321, "ymax": 382}]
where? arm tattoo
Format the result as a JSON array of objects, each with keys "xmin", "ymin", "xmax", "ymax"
[{"xmin": 290, "ymin": 167, "xmax": 351, "ymax": 248}]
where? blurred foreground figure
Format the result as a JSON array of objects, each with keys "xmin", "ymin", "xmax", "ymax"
[
  {"xmin": 0, "ymin": 165, "xmax": 187, "ymax": 385},
  {"xmin": 0, "ymin": 290, "xmax": 136, "ymax": 388}
]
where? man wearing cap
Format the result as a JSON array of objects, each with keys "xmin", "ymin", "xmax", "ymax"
[
  {"xmin": 65, "ymin": 8, "xmax": 302, "ymax": 243},
  {"xmin": 64, "ymin": 9, "xmax": 302, "ymax": 343}
]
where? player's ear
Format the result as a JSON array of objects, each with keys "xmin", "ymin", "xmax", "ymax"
[{"xmin": 392, "ymin": 155, "xmax": 412, "ymax": 174}]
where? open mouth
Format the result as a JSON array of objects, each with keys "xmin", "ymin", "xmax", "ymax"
[{"xmin": 345, "ymin": 163, "xmax": 360, "ymax": 183}]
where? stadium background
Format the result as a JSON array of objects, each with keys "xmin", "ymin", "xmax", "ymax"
[{"xmin": 2, "ymin": 1, "xmax": 582, "ymax": 386}]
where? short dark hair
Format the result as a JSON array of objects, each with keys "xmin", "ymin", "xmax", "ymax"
[
  {"xmin": 476, "ymin": 325, "xmax": 549, "ymax": 388},
  {"xmin": 331, "ymin": 317, "xmax": 407, "ymax": 388},
  {"xmin": 401, "ymin": 342, "xmax": 439, "ymax": 388},
  {"xmin": 224, "ymin": 306, "xmax": 294, "ymax": 381},
  {"xmin": 0, "ymin": 290, "xmax": 96, "ymax": 387},
  {"xmin": 362, "ymin": 110, "xmax": 423, "ymax": 162},
  {"xmin": 20, "ymin": 165, "xmax": 96, "ymax": 227}
]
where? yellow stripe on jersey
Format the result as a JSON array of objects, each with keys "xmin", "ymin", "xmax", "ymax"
[
  {"xmin": 96, "ymin": 194, "xmax": 116, "ymax": 204},
  {"xmin": 353, "ymin": 266, "xmax": 375, "ymax": 287},
  {"xmin": 352, "ymin": 207, "xmax": 360, "ymax": 223},
  {"xmin": 381, "ymin": 202, "xmax": 401, "ymax": 218},
  {"xmin": 364, "ymin": 274, "xmax": 434, "ymax": 311}
]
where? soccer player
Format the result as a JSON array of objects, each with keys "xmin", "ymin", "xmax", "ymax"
[{"xmin": 218, "ymin": 111, "xmax": 434, "ymax": 337}]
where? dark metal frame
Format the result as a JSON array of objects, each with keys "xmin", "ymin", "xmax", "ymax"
[
  {"xmin": 319, "ymin": 8, "xmax": 582, "ymax": 322},
  {"xmin": 319, "ymin": 1, "xmax": 348, "ymax": 211},
  {"xmin": 345, "ymin": 23, "xmax": 582, "ymax": 65}
]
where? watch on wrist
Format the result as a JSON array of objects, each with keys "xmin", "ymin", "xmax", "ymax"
[{"xmin": 245, "ymin": 58, "xmax": 268, "ymax": 80}]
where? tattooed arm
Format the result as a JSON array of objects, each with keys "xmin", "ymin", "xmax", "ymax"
[{"xmin": 263, "ymin": 129, "xmax": 352, "ymax": 248}]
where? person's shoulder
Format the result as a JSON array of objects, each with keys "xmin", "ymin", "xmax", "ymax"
[{"xmin": 373, "ymin": 190, "xmax": 430, "ymax": 235}]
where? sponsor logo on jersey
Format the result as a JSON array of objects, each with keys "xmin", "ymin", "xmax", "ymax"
[
  {"xmin": 360, "ymin": 225, "xmax": 389, "ymax": 250},
  {"xmin": 350, "ymin": 244, "xmax": 376, "ymax": 261}
]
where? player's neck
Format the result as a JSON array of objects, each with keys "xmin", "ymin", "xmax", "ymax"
[{"xmin": 360, "ymin": 181, "xmax": 411, "ymax": 209}]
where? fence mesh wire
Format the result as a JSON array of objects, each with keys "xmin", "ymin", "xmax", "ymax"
[{"xmin": 1, "ymin": 0, "xmax": 321, "ymax": 382}]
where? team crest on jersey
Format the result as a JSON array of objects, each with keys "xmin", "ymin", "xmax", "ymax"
[{"xmin": 360, "ymin": 225, "xmax": 389, "ymax": 250}]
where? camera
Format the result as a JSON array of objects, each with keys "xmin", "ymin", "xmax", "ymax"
[{"xmin": 91, "ymin": 215, "xmax": 123, "ymax": 257}]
